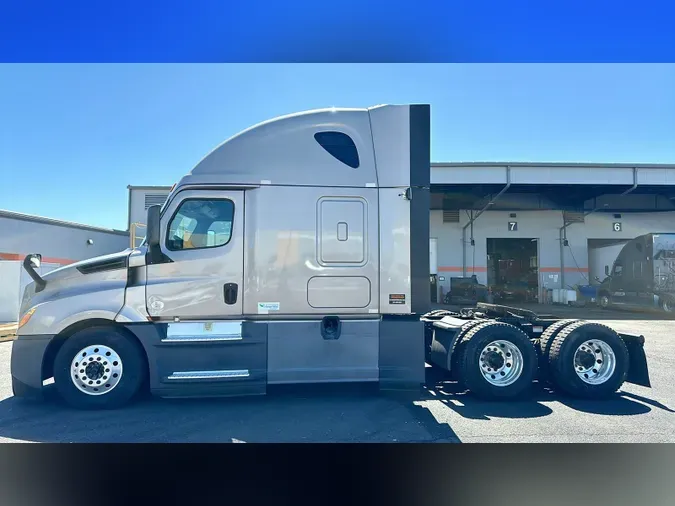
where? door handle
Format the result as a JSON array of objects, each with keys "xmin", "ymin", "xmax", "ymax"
[{"xmin": 224, "ymin": 283, "xmax": 238, "ymax": 305}]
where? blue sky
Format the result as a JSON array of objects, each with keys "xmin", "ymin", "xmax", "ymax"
[{"xmin": 1, "ymin": 64, "xmax": 674, "ymax": 230}]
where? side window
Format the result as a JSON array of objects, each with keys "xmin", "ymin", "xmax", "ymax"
[
  {"xmin": 314, "ymin": 131, "xmax": 360, "ymax": 168},
  {"xmin": 166, "ymin": 199, "xmax": 234, "ymax": 251},
  {"xmin": 613, "ymin": 264, "xmax": 623, "ymax": 277}
]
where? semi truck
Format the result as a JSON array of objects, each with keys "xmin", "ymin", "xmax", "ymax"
[
  {"xmin": 11, "ymin": 104, "xmax": 651, "ymax": 409},
  {"xmin": 597, "ymin": 233, "xmax": 675, "ymax": 313},
  {"xmin": 589, "ymin": 241, "xmax": 628, "ymax": 285}
]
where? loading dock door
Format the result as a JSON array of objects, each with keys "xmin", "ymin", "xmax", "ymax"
[{"xmin": 487, "ymin": 238, "xmax": 539, "ymax": 303}]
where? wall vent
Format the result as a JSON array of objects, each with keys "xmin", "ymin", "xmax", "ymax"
[
  {"xmin": 144, "ymin": 193, "xmax": 169, "ymax": 210},
  {"xmin": 563, "ymin": 211, "xmax": 585, "ymax": 223},
  {"xmin": 443, "ymin": 210, "xmax": 460, "ymax": 223}
]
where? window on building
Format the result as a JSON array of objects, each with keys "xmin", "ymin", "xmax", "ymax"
[
  {"xmin": 314, "ymin": 131, "xmax": 360, "ymax": 168},
  {"xmin": 167, "ymin": 199, "xmax": 234, "ymax": 251}
]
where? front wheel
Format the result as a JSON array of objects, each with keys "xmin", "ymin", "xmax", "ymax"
[
  {"xmin": 598, "ymin": 293, "xmax": 611, "ymax": 309},
  {"xmin": 661, "ymin": 297, "xmax": 674, "ymax": 314},
  {"xmin": 53, "ymin": 327, "xmax": 147, "ymax": 410}
]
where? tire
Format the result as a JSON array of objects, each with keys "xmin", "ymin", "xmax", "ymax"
[
  {"xmin": 457, "ymin": 321, "xmax": 538, "ymax": 400},
  {"xmin": 537, "ymin": 319, "xmax": 581, "ymax": 382},
  {"xmin": 449, "ymin": 320, "xmax": 488, "ymax": 379},
  {"xmin": 598, "ymin": 292, "xmax": 611, "ymax": 310},
  {"xmin": 661, "ymin": 296, "xmax": 674, "ymax": 314},
  {"xmin": 53, "ymin": 326, "xmax": 147, "ymax": 410},
  {"xmin": 547, "ymin": 321, "xmax": 629, "ymax": 399}
]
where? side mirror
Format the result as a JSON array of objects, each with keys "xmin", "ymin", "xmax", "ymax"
[
  {"xmin": 29, "ymin": 253, "xmax": 42, "ymax": 269},
  {"xmin": 22, "ymin": 253, "xmax": 46, "ymax": 292},
  {"xmin": 145, "ymin": 205, "xmax": 164, "ymax": 265},
  {"xmin": 146, "ymin": 205, "xmax": 161, "ymax": 248},
  {"xmin": 605, "ymin": 265, "xmax": 610, "ymax": 276},
  {"xmin": 594, "ymin": 276, "xmax": 601, "ymax": 282}
]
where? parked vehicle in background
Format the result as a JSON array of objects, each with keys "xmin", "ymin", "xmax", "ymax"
[
  {"xmin": 444, "ymin": 276, "xmax": 488, "ymax": 305},
  {"xmin": 493, "ymin": 280, "xmax": 529, "ymax": 303},
  {"xmin": 589, "ymin": 241, "xmax": 628, "ymax": 286},
  {"xmin": 598, "ymin": 233, "xmax": 675, "ymax": 313}
]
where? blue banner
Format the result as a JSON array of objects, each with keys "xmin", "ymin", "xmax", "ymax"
[{"xmin": 1, "ymin": 1, "xmax": 674, "ymax": 62}]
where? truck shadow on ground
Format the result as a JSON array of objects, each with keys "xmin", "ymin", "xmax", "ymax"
[
  {"xmin": 0, "ymin": 380, "xmax": 667, "ymax": 443},
  {"xmin": 414, "ymin": 379, "xmax": 655, "ymax": 423}
]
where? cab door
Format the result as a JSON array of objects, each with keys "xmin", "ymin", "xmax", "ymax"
[{"xmin": 146, "ymin": 189, "xmax": 244, "ymax": 320}]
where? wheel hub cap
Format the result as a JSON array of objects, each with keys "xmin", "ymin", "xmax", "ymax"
[
  {"xmin": 85, "ymin": 361, "xmax": 105, "ymax": 380},
  {"xmin": 479, "ymin": 340, "xmax": 524, "ymax": 387},
  {"xmin": 70, "ymin": 345, "xmax": 123, "ymax": 396},
  {"xmin": 573, "ymin": 339, "xmax": 616, "ymax": 385}
]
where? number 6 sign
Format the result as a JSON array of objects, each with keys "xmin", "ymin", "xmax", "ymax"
[{"xmin": 613, "ymin": 222, "xmax": 622, "ymax": 232}]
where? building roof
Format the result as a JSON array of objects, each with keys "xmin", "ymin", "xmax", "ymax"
[
  {"xmin": 431, "ymin": 161, "xmax": 675, "ymax": 188},
  {"xmin": 0, "ymin": 209, "xmax": 129, "ymax": 236},
  {"xmin": 127, "ymin": 185, "xmax": 172, "ymax": 191},
  {"xmin": 431, "ymin": 161, "xmax": 675, "ymax": 169}
]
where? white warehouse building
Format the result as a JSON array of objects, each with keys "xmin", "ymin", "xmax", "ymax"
[
  {"xmin": 0, "ymin": 210, "xmax": 129, "ymax": 323},
  {"xmin": 429, "ymin": 162, "xmax": 675, "ymax": 303},
  {"xmin": 2, "ymin": 162, "xmax": 674, "ymax": 323}
]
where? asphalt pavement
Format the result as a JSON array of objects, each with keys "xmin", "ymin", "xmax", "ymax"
[{"xmin": 0, "ymin": 308, "xmax": 673, "ymax": 443}]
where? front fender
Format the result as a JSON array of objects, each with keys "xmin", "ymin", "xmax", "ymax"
[{"xmin": 19, "ymin": 281, "xmax": 126, "ymax": 336}]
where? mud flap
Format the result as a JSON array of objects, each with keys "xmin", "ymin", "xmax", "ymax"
[{"xmin": 620, "ymin": 333, "xmax": 651, "ymax": 388}]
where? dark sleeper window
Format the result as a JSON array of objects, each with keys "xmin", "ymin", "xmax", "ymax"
[{"xmin": 314, "ymin": 131, "xmax": 360, "ymax": 168}]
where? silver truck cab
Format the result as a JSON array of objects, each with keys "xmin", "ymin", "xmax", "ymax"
[{"xmin": 12, "ymin": 104, "xmax": 432, "ymax": 409}]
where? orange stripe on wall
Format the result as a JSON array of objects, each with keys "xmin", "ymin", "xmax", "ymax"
[
  {"xmin": 438, "ymin": 266, "xmax": 488, "ymax": 272},
  {"xmin": 0, "ymin": 252, "xmax": 76, "ymax": 265},
  {"xmin": 540, "ymin": 267, "xmax": 589, "ymax": 273},
  {"xmin": 439, "ymin": 266, "xmax": 588, "ymax": 273}
]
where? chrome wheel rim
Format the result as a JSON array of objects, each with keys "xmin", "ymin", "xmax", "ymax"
[
  {"xmin": 600, "ymin": 296, "xmax": 609, "ymax": 308},
  {"xmin": 573, "ymin": 339, "xmax": 616, "ymax": 385},
  {"xmin": 479, "ymin": 340, "xmax": 524, "ymax": 387},
  {"xmin": 663, "ymin": 300, "xmax": 673, "ymax": 313},
  {"xmin": 70, "ymin": 345, "xmax": 123, "ymax": 396}
]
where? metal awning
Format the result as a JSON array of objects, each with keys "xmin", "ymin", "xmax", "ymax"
[{"xmin": 430, "ymin": 163, "xmax": 675, "ymax": 212}]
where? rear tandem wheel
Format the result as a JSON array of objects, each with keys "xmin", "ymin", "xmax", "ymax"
[
  {"xmin": 456, "ymin": 321, "xmax": 538, "ymax": 400},
  {"xmin": 544, "ymin": 321, "xmax": 629, "ymax": 399},
  {"xmin": 537, "ymin": 319, "xmax": 581, "ymax": 382}
]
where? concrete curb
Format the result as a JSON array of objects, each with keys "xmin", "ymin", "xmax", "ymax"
[{"xmin": 0, "ymin": 323, "xmax": 18, "ymax": 343}]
